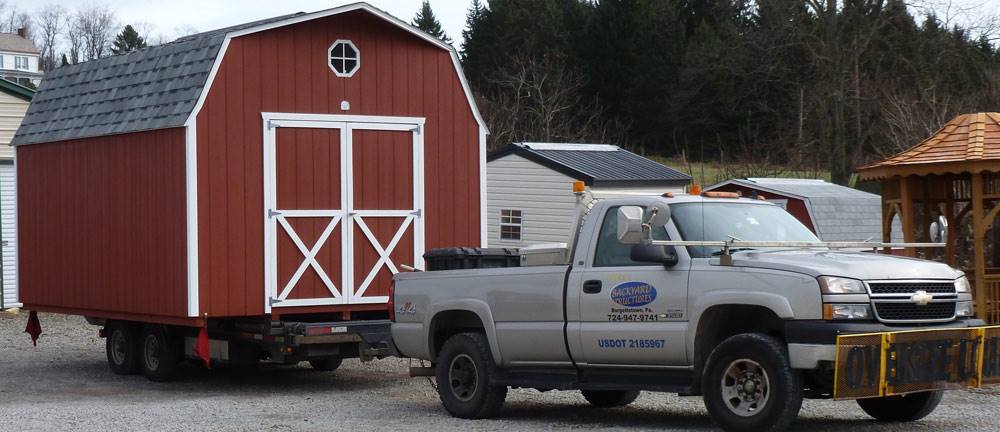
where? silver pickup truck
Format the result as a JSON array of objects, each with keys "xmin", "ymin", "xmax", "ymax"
[{"xmin": 391, "ymin": 192, "xmax": 994, "ymax": 432}]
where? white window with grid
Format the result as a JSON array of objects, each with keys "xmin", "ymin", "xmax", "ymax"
[
  {"xmin": 499, "ymin": 209, "xmax": 522, "ymax": 240},
  {"xmin": 327, "ymin": 40, "xmax": 359, "ymax": 77},
  {"xmin": 14, "ymin": 56, "xmax": 27, "ymax": 70}
]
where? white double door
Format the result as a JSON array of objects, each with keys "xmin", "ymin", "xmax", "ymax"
[{"xmin": 262, "ymin": 114, "xmax": 424, "ymax": 311}]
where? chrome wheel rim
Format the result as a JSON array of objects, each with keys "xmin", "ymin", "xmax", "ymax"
[
  {"xmin": 721, "ymin": 358, "xmax": 770, "ymax": 417},
  {"xmin": 448, "ymin": 354, "xmax": 479, "ymax": 402},
  {"xmin": 143, "ymin": 335, "xmax": 160, "ymax": 371},
  {"xmin": 110, "ymin": 330, "xmax": 127, "ymax": 365}
]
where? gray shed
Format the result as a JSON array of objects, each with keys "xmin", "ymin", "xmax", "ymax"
[
  {"xmin": 706, "ymin": 178, "xmax": 902, "ymax": 242},
  {"xmin": 487, "ymin": 142, "xmax": 691, "ymax": 247}
]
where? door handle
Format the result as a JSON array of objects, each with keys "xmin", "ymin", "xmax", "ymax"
[{"xmin": 582, "ymin": 280, "xmax": 602, "ymax": 294}]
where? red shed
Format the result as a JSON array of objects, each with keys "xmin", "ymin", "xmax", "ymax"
[{"xmin": 13, "ymin": 3, "xmax": 486, "ymax": 327}]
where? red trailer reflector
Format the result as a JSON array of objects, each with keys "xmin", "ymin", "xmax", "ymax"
[{"xmin": 193, "ymin": 325, "xmax": 211, "ymax": 368}]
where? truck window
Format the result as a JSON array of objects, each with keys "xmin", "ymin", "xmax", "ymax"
[
  {"xmin": 670, "ymin": 202, "xmax": 820, "ymax": 258},
  {"xmin": 593, "ymin": 206, "xmax": 668, "ymax": 267}
]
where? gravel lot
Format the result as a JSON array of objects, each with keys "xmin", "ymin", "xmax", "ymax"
[{"xmin": 2, "ymin": 312, "xmax": 999, "ymax": 432}]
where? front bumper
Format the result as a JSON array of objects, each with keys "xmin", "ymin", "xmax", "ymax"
[{"xmin": 783, "ymin": 318, "xmax": 986, "ymax": 369}]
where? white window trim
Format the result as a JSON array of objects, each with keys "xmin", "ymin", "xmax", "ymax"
[
  {"xmin": 327, "ymin": 39, "xmax": 360, "ymax": 77},
  {"xmin": 499, "ymin": 209, "xmax": 523, "ymax": 241}
]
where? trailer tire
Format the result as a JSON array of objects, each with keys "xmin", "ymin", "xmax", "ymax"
[
  {"xmin": 139, "ymin": 325, "xmax": 181, "ymax": 382},
  {"xmin": 581, "ymin": 390, "xmax": 641, "ymax": 407},
  {"xmin": 105, "ymin": 322, "xmax": 140, "ymax": 375},
  {"xmin": 857, "ymin": 391, "xmax": 943, "ymax": 422},
  {"xmin": 308, "ymin": 357, "xmax": 343, "ymax": 372},
  {"xmin": 435, "ymin": 332, "xmax": 507, "ymax": 419},
  {"xmin": 702, "ymin": 333, "xmax": 802, "ymax": 432}
]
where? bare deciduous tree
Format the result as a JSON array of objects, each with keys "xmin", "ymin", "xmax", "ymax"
[
  {"xmin": 75, "ymin": 4, "xmax": 116, "ymax": 61},
  {"xmin": 35, "ymin": 4, "xmax": 65, "ymax": 71}
]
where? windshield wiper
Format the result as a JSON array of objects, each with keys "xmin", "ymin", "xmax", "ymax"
[{"xmin": 712, "ymin": 247, "xmax": 756, "ymax": 256}]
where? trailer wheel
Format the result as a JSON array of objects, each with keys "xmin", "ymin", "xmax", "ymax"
[
  {"xmin": 105, "ymin": 322, "xmax": 139, "ymax": 375},
  {"xmin": 435, "ymin": 332, "xmax": 507, "ymax": 419},
  {"xmin": 308, "ymin": 357, "xmax": 343, "ymax": 372},
  {"xmin": 857, "ymin": 391, "xmax": 943, "ymax": 422},
  {"xmin": 139, "ymin": 325, "xmax": 181, "ymax": 382},
  {"xmin": 581, "ymin": 390, "xmax": 641, "ymax": 407},
  {"xmin": 702, "ymin": 333, "xmax": 802, "ymax": 432}
]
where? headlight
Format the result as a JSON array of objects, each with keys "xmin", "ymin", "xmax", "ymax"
[
  {"xmin": 823, "ymin": 304, "xmax": 872, "ymax": 320},
  {"xmin": 955, "ymin": 276, "xmax": 971, "ymax": 293},
  {"xmin": 818, "ymin": 276, "xmax": 866, "ymax": 294},
  {"xmin": 956, "ymin": 301, "xmax": 974, "ymax": 317}
]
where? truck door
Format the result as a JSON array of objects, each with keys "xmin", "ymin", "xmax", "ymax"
[{"xmin": 567, "ymin": 205, "xmax": 689, "ymax": 366}]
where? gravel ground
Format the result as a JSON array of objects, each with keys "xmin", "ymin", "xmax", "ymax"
[{"xmin": 2, "ymin": 312, "xmax": 1000, "ymax": 432}]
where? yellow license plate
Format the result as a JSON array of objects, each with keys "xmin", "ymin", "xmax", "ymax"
[{"xmin": 834, "ymin": 326, "xmax": 1000, "ymax": 399}]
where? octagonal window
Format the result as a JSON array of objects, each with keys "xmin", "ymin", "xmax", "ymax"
[{"xmin": 328, "ymin": 40, "xmax": 359, "ymax": 77}]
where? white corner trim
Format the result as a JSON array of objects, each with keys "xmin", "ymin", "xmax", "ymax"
[
  {"xmin": 184, "ymin": 122, "xmax": 200, "ymax": 317},
  {"xmin": 480, "ymin": 126, "xmax": 488, "ymax": 247}
]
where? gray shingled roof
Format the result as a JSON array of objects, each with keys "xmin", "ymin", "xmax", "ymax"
[
  {"xmin": 0, "ymin": 33, "xmax": 39, "ymax": 54},
  {"xmin": 488, "ymin": 142, "xmax": 692, "ymax": 186},
  {"xmin": 708, "ymin": 178, "xmax": 903, "ymax": 242},
  {"xmin": 12, "ymin": 13, "xmax": 303, "ymax": 146}
]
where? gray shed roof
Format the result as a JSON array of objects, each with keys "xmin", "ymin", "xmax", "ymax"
[
  {"xmin": 12, "ymin": 13, "xmax": 302, "ymax": 146},
  {"xmin": 706, "ymin": 178, "xmax": 902, "ymax": 242},
  {"xmin": 487, "ymin": 142, "xmax": 692, "ymax": 187}
]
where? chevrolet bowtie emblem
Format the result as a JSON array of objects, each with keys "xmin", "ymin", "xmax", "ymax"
[{"xmin": 910, "ymin": 290, "xmax": 933, "ymax": 306}]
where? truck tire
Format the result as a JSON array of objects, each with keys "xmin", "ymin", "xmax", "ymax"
[
  {"xmin": 857, "ymin": 391, "xmax": 943, "ymax": 422},
  {"xmin": 308, "ymin": 356, "xmax": 343, "ymax": 372},
  {"xmin": 139, "ymin": 325, "xmax": 181, "ymax": 382},
  {"xmin": 702, "ymin": 333, "xmax": 802, "ymax": 432},
  {"xmin": 581, "ymin": 390, "xmax": 641, "ymax": 407},
  {"xmin": 105, "ymin": 322, "xmax": 140, "ymax": 375},
  {"xmin": 435, "ymin": 332, "xmax": 508, "ymax": 419}
]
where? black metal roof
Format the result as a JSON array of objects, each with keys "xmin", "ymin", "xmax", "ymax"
[
  {"xmin": 12, "ymin": 13, "xmax": 303, "ymax": 146},
  {"xmin": 488, "ymin": 142, "xmax": 692, "ymax": 186}
]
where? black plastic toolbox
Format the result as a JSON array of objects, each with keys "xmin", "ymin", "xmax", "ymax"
[{"xmin": 424, "ymin": 247, "xmax": 520, "ymax": 270}]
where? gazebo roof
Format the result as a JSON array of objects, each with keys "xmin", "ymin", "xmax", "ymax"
[{"xmin": 859, "ymin": 112, "xmax": 1000, "ymax": 180}]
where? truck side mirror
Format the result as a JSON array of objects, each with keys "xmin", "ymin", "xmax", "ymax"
[
  {"xmin": 617, "ymin": 206, "xmax": 646, "ymax": 244},
  {"xmin": 929, "ymin": 215, "xmax": 948, "ymax": 243},
  {"xmin": 631, "ymin": 244, "xmax": 679, "ymax": 267}
]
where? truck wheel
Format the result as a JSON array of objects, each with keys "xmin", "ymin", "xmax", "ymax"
[
  {"xmin": 581, "ymin": 390, "xmax": 641, "ymax": 407},
  {"xmin": 308, "ymin": 356, "xmax": 343, "ymax": 372},
  {"xmin": 702, "ymin": 333, "xmax": 802, "ymax": 432},
  {"xmin": 139, "ymin": 325, "xmax": 181, "ymax": 382},
  {"xmin": 435, "ymin": 332, "xmax": 508, "ymax": 419},
  {"xmin": 105, "ymin": 322, "xmax": 139, "ymax": 375},
  {"xmin": 857, "ymin": 391, "xmax": 943, "ymax": 422}
]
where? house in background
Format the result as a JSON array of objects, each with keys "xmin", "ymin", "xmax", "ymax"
[
  {"xmin": 0, "ymin": 79, "xmax": 33, "ymax": 308},
  {"xmin": 0, "ymin": 28, "xmax": 41, "ymax": 88},
  {"xmin": 487, "ymin": 142, "xmax": 691, "ymax": 247},
  {"xmin": 706, "ymin": 178, "xmax": 901, "ymax": 242}
]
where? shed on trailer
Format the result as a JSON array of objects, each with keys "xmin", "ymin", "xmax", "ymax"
[{"xmin": 12, "ymin": 2, "xmax": 486, "ymax": 326}]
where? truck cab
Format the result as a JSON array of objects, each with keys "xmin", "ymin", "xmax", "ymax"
[{"xmin": 391, "ymin": 193, "xmax": 987, "ymax": 432}]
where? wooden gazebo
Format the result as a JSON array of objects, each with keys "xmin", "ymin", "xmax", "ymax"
[{"xmin": 858, "ymin": 112, "xmax": 1000, "ymax": 323}]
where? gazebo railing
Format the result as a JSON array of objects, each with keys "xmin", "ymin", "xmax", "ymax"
[{"xmin": 966, "ymin": 269, "xmax": 1000, "ymax": 323}]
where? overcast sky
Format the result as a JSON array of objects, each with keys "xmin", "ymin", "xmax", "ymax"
[
  {"xmin": 16, "ymin": 0, "xmax": 475, "ymax": 46},
  {"xmin": 13, "ymin": 0, "xmax": 1000, "ymax": 49}
]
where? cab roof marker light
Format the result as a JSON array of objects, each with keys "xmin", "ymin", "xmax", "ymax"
[
  {"xmin": 689, "ymin": 184, "xmax": 701, "ymax": 195},
  {"xmin": 661, "ymin": 192, "xmax": 674, "ymax": 198}
]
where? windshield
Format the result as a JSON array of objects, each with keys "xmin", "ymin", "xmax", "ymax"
[{"xmin": 670, "ymin": 202, "xmax": 820, "ymax": 258}]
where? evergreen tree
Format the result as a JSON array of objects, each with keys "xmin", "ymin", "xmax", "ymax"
[
  {"xmin": 60, "ymin": 53, "xmax": 70, "ymax": 67},
  {"xmin": 412, "ymin": 1, "xmax": 451, "ymax": 44},
  {"xmin": 111, "ymin": 24, "xmax": 147, "ymax": 55}
]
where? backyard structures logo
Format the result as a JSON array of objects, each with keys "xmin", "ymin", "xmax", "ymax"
[{"xmin": 610, "ymin": 281, "xmax": 657, "ymax": 307}]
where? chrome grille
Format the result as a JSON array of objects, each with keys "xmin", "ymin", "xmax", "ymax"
[{"xmin": 867, "ymin": 282, "xmax": 955, "ymax": 295}]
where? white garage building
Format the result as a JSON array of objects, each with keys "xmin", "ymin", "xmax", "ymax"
[
  {"xmin": 0, "ymin": 79, "xmax": 32, "ymax": 308},
  {"xmin": 487, "ymin": 142, "xmax": 691, "ymax": 247}
]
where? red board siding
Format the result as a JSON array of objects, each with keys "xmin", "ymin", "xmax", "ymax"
[
  {"xmin": 18, "ymin": 128, "xmax": 188, "ymax": 319},
  {"xmin": 709, "ymin": 184, "xmax": 816, "ymax": 233},
  {"xmin": 197, "ymin": 10, "xmax": 481, "ymax": 317}
]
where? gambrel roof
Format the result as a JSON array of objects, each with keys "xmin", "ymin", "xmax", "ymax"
[{"xmin": 14, "ymin": 2, "xmax": 485, "ymax": 146}]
